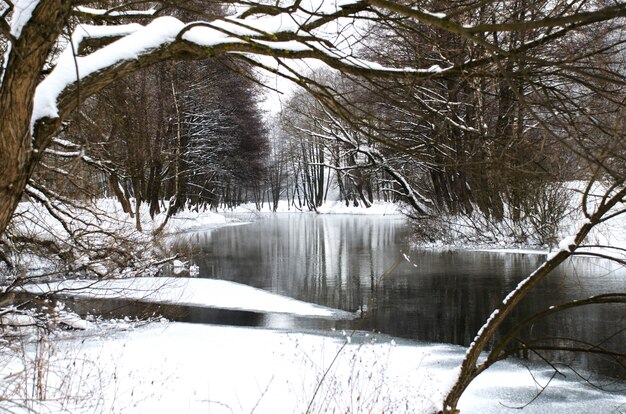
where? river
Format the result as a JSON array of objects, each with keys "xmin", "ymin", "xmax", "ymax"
[{"xmin": 169, "ymin": 213, "xmax": 625, "ymax": 379}]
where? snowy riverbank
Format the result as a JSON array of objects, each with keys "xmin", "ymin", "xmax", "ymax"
[
  {"xmin": 22, "ymin": 277, "xmax": 356, "ymax": 320},
  {"xmin": 2, "ymin": 320, "xmax": 624, "ymax": 414},
  {"xmin": 3, "ymin": 198, "xmax": 626, "ymax": 413},
  {"xmin": 219, "ymin": 199, "xmax": 404, "ymax": 216}
]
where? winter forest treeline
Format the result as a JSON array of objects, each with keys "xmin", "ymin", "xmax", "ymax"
[
  {"xmin": 29, "ymin": 0, "xmax": 622, "ymax": 248},
  {"xmin": 40, "ymin": 63, "xmax": 410, "ymax": 220},
  {"xmin": 45, "ymin": 60, "xmax": 403, "ymax": 219},
  {"xmin": 51, "ymin": 59, "xmax": 269, "ymax": 220}
]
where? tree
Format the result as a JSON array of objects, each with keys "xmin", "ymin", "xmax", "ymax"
[
  {"xmin": 0, "ymin": 0, "xmax": 365, "ymax": 238},
  {"xmin": 280, "ymin": 83, "xmax": 428, "ymax": 211},
  {"xmin": 65, "ymin": 57, "xmax": 268, "ymax": 219},
  {"xmin": 1, "ymin": 1, "xmax": 625, "ymax": 413}
]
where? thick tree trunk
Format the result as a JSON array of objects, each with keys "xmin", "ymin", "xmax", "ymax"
[
  {"xmin": 109, "ymin": 174, "xmax": 134, "ymax": 216},
  {"xmin": 0, "ymin": 1, "xmax": 68, "ymax": 238}
]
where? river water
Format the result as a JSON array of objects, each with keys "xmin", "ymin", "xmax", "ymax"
[{"xmin": 170, "ymin": 213, "xmax": 625, "ymax": 379}]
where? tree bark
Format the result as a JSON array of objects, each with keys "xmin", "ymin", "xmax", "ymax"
[
  {"xmin": 109, "ymin": 174, "xmax": 134, "ymax": 216},
  {"xmin": 0, "ymin": 1, "xmax": 69, "ymax": 237}
]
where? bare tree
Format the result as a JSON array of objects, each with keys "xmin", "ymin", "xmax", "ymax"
[{"xmin": 281, "ymin": 85, "xmax": 430, "ymax": 212}]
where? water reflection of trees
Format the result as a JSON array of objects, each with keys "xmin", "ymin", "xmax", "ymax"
[
  {"xmin": 173, "ymin": 215, "xmax": 406, "ymax": 310},
  {"xmin": 171, "ymin": 216, "xmax": 624, "ymax": 378},
  {"xmin": 505, "ymin": 261, "xmax": 626, "ymax": 380},
  {"xmin": 365, "ymin": 252, "xmax": 538, "ymax": 346}
]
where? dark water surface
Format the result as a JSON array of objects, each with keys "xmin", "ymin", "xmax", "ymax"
[{"xmin": 168, "ymin": 213, "xmax": 625, "ymax": 378}]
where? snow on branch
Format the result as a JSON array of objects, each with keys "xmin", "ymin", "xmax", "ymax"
[
  {"xmin": 31, "ymin": 0, "xmax": 455, "ymax": 135},
  {"xmin": 7, "ymin": 0, "xmax": 39, "ymax": 38},
  {"xmin": 73, "ymin": 5, "xmax": 158, "ymax": 18},
  {"xmin": 32, "ymin": 19, "xmax": 162, "ymax": 127}
]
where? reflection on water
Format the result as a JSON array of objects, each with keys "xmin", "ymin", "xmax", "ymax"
[
  {"xmin": 176, "ymin": 213, "xmax": 409, "ymax": 313},
  {"xmin": 172, "ymin": 213, "xmax": 625, "ymax": 378}
]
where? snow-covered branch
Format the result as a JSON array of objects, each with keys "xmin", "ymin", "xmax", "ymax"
[
  {"xmin": 30, "ymin": 0, "xmax": 466, "ymax": 141},
  {"xmin": 73, "ymin": 5, "xmax": 159, "ymax": 19},
  {"xmin": 442, "ymin": 183, "xmax": 626, "ymax": 412}
]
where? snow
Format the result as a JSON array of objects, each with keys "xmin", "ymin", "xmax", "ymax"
[
  {"xmin": 474, "ymin": 248, "xmax": 548, "ymax": 256},
  {"xmin": 9, "ymin": 0, "xmax": 40, "ymax": 38},
  {"xmin": 160, "ymin": 207, "xmax": 231, "ymax": 233},
  {"xmin": 415, "ymin": 181, "xmax": 626, "ymax": 258},
  {"xmin": 502, "ymin": 274, "xmax": 532, "ymax": 305},
  {"xmin": 424, "ymin": 10, "xmax": 447, "ymax": 19},
  {"xmin": 317, "ymin": 200, "xmax": 403, "ymax": 215},
  {"xmin": 32, "ymin": 18, "xmax": 183, "ymax": 127},
  {"xmin": 74, "ymin": 6, "xmax": 158, "ymax": 17},
  {"xmin": 1, "ymin": 312, "xmax": 37, "ymax": 327},
  {"xmin": 468, "ymin": 309, "xmax": 499, "ymax": 351},
  {"xmin": 57, "ymin": 309, "xmax": 90, "ymax": 330},
  {"xmin": 180, "ymin": 25, "xmax": 244, "ymax": 47},
  {"xmin": 558, "ymin": 235, "xmax": 577, "ymax": 252},
  {"xmin": 22, "ymin": 277, "xmax": 356, "ymax": 320},
  {"xmin": 1, "ymin": 322, "xmax": 623, "ymax": 413},
  {"xmin": 220, "ymin": 199, "xmax": 403, "ymax": 215},
  {"xmin": 12, "ymin": 198, "xmax": 229, "ymax": 239}
]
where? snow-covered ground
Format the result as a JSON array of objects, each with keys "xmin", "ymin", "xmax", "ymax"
[
  {"xmin": 412, "ymin": 182, "xmax": 626, "ymax": 262},
  {"xmin": 11, "ymin": 198, "xmax": 231, "ymax": 238},
  {"xmin": 218, "ymin": 199, "xmax": 404, "ymax": 215},
  {"xmin": 2, "ymin": 321, "xmax": 624, "ymax": 414},
  {"xmin": 22, "ymin": 277, "xmax": 355, "ymax": 320}
]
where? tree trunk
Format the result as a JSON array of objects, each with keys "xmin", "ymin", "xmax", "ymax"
[
  {"xmin": 109, "ymin": 174, "xmax": 134, "ymax": 216},
  {"xmin": 0, "ymin": 1, "xmax": 68, "ymax": 238}
]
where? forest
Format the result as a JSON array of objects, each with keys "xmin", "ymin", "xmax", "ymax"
[{"xmin": 0, "ymin": 1, "xmax": 624, "ymax": 413}]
